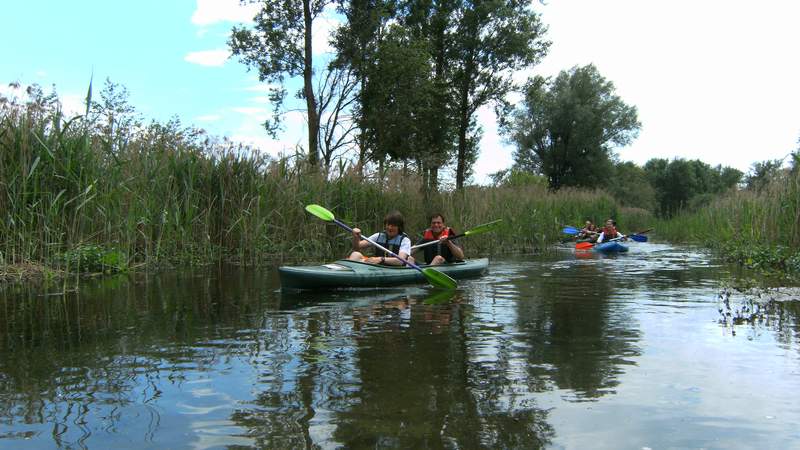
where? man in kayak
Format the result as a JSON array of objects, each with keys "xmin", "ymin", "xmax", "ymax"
[
  {"xmin": 348, "ymin": 211, "xmax": 415, "ymax": 266},
  {"xmin": 414, "ymin": 213, "xmax": 465, "ymax": 265},
  {"xmin": 596, "ymin": 219, "xmax": 626, "ymax": 243}
]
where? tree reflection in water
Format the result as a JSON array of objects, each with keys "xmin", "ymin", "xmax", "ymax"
[{"xmin": 512, "ymin": 260, "xmax": 643, "ymax": 400}]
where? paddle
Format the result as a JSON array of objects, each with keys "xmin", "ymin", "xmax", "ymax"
[
  {"xmin": 305, "ymin": 204, "xmax": 457, "ymax": 290},
  {"xmin": 628, "ymin": 228, "xmax": 653, "ymax": 242},
  {"xmin": 562, "ymin": 226, "xmax": 581, "ymax": 235},
  {"xmin": 411, "ymin": 219, "xmax": 503, "ymax": 251}
]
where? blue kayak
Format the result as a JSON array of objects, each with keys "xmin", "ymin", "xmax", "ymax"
[{"xmin": 593, "ymin": 241, "xmax": 629, "ymax": 253}]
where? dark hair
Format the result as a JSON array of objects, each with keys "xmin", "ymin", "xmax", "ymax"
[
  {"xmin": 429, "ymin": 213, "xmax": 445, "ymax": 223},
  {"xmin": 384, "ymin": 210, "xmax": 405, "ymax": 233}
]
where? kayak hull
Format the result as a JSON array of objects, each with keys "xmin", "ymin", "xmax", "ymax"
[
  {"xmin": 279, "ymin": 258, "xmax": 489, "ymax": 290},
  {"xmin": 593, "ymin": 242, "xmax": 629, "ymax": 253}
]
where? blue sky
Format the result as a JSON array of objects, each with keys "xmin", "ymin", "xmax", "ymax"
[{"xmin": 2, "ymin": 0, "xmax": 799, "ymax": 183}]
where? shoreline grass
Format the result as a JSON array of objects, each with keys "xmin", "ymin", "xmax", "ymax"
[
  {"xmin": 652, "ymin": 168, "xmax": 800, "ymax": 279},
  {"xmin": 1, "ymin": 93, "xmax": 641, "ymax": 282},
  {"xmin": 3, "ymin": 87, "xmax": 796, "ymax": 284}
]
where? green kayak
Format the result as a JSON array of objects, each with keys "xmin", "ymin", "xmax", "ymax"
[{"xmin": 279, "ymin": 258, "xmax": 489, "ymax": 290}]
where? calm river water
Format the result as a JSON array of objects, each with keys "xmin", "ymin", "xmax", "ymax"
[{"xmin": 1, "ymin": 243, "xmax": 799, "ymax": 449}]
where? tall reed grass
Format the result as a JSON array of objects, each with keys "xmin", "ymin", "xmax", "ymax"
[
  {"xmin": 0, "ymin": 90, "xmax": 645, "ymax": 274},
  {"xmin": 654, "ymin": 171, "xmax": 799, "ymax": 247},
  {"xmin": 653, "ymin": 169, "xmax": 800, "ymax": 275}
]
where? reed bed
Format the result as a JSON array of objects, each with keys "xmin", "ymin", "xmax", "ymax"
[
  {"xmin": 1, "ymin": 94, "xmax": 643, "ymax": 275},
  {"xmin": 654, "ymin": 171, "xmax": 799, "ymax": 247},
  {"xmin": 653, "ymin": 170, "xmax": 800, "ymax": 275}
]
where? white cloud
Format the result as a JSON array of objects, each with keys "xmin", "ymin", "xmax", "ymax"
[
  {"xmin": 184, "ymin": 49, "xmax": 230, "ymax": 67},
  {"xmin": 243, "ymin": 84, "xmax": 279, "ymax": 93},
  {"xmin": 312, "ymin": 9, "xmax": 339, "ymax": 55},
  {"xmin": 527, "ymin": 0, "xmax": 800, "ymax": 173},
  {"xmin": 243, "ymin": 85, "xmax": 268, "ymax": 93},
  {"xmin": 229, "ymin": 109, "xmax": 307, "ymax": 158},
  {"xmin": 195, "ymin": 114, "xmax": 222, "ymax": 122},
  {"xmin": 0, "ymin": 83, "xmax": 85, "ymax": 117},
  {"xmin": 232, "ymin": 106, "xmax": 268, "ymax": 117},
  {"xmin": 61, "ymin": 93, "xmax": 85, "ymax": 117},
  {"xmin": 191, "ymin": 0, "xmax": 260, "ymax": 26},
  {"xmin": 0, "ymin": 83, "xmax": 25, "ymax": 99},
  {"xmin": 474, "ymin": 106, "xmax": 512, "ymax": 184},
  {"xmin": 470, "ymin": 0, "xmax": 800, "ymax": 184}
]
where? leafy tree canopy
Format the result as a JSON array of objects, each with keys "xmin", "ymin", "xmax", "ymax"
[
  {"xmin": 507, "ymin": 64, "xmax": 640, "ymax": 191},
  {"xmin": 644, "ymin": 158, "xmax": 742, "ymax": 217}
]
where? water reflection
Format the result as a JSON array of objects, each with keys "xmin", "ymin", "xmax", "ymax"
[
  {"xmin": 506, "ymin": 258, "xmax": 642, "ymax": 400},
  {"xmin": 0, "ymin": 247, "xmax": 799, "ymax": 449}
]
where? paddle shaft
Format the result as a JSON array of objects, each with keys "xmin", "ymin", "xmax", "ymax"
[
  {"xmin": 334, "ymin": 218, "xmax": 426, "ymax": 271},
  {"xmin": 411, "ymin": 233, "xmax": 465, "ymax": 251}
]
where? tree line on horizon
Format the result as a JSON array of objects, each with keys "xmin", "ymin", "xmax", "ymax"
[
  {"xmin": 226, "ymin": 0, "xmax": 798, "ymax": 217},
  {"xmin": 229, "ymin": 0, "xmax": 551, "ymax": 191}
]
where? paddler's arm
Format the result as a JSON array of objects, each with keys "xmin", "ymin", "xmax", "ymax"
[
  {"xmin": 351, "ymin": 228, "xmax": 371, "ymax": 250},
  {"xmin": 381, "ymin": 237, "xmax": 414, "ymax": 266},
  {"xmin": 442, "ymin": 234, "xmax": 464, "ymax": 260}
]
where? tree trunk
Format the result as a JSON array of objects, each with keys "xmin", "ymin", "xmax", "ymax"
[
  {"xmin": 303, "ymin": 0, "xmax": 319, "ymax": 167},
  {"xmin": 455, "ymin": 49, "xmax": 475, "ymax": 190},
  {"xmin": 456, "ymin": 82, "xmax": 470, "ymax": 190}
]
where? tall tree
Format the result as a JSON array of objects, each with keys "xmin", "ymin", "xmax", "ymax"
[
  {"xmin": 359, "ymin": 26, "xmax": 437, "ymax": 164},
  {"xmin": 644, "ymin": 158, "xmax": 742, "ymax": 217},
  {"xmin": 744, "ymin": 158, "xmax": 784, "ymax": 191},
  {"xmin": 449, "ymin": 0, "xmax": 549, "ymax": 189},
  {"xmin": 317, "ymin": 65, "xmax": 359, "ymax": 172},
  {"xmin": 507, "ymin": 65, "xmax": 640, "ymax": 191},
  {"xmin": 609, "ymin": 161, "xmax": 656, "ymax": 211},
  {"xmin": 400, "ymin": 0, "xmax": 459, "ymax": 192},
  {"xmin": 229, "ymin": 0, "xmax": 329, "ymax": 167},
  {"xmin": 332, "ymin": 0, "xmax": 395, "ymax": 175}
]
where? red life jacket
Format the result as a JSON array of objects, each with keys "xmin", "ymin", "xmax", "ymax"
[
  {"xmin": 422, "ymin": 228, "xmax": 451, "ymax": 240},
  {"xmin": 420, "ymin": 227, "xmax": 456, "ymax": 264},
  {"xmin": 601, "ymin": 226, "xmax": 619, "ymax": 239}
]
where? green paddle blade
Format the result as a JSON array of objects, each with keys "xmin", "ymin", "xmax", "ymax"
[
  {"xmin": 305, "ymin": 204, "xmax": 335, "ymax": 221},
  {"xmin": 422, "ymin": 268, "xmax": 458, "ymax": 290},
  {"xmin": 423, "ymin": 290, "xmax": 456, "ymax": 305},
  {"xmin": 463, "ymin": 219, "xmax": 503, "ymax": 237}
]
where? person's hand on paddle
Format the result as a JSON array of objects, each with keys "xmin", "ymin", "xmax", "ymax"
[{"xmin": 351, "ymin": 227, "xmax": 364, "ymax": 250}]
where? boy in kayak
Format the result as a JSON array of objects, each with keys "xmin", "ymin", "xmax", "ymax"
[
  {"xmin": 596, "ymin": 219, "xmax": 626, "ymax": 243},
  {"xmin": 414, "ymin": 213, "xmax": 465, "ymax": 265},
  {"xmin": 577, "ymin": 220, "xmax": 599, "ymax": 242},
  {"xmin": 348, "ymin": 211, "xmax": 415, "ymax": 266}
]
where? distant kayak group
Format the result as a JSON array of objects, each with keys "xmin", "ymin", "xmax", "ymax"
[
  {"xmin": 281, "ymin": 205, "xmax": 649, "ymax": 290},
  {"xmin": 562, "ymin": 219, "xmax": 651, "ymax": 253}
]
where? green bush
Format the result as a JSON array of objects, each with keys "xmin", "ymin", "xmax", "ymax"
[{"xmin": 61, "ymin": 245, "xmax": 128, "ymax": 273}]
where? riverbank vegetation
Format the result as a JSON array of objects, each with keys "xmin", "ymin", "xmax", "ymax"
[
  {"xmin": 2, "ymin": 81, "xmax": 798, "ymax": 282},
  {"xmin": 654, "ymin": 158, "xmax": 800, "ymax": 279},
  {"xmin": 3, "ymin": 0, "xmax": 799, "ymax": 282},
  {"xmin": 0, "ymin": 83, "xmax": 636, "ymax": 280}
]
